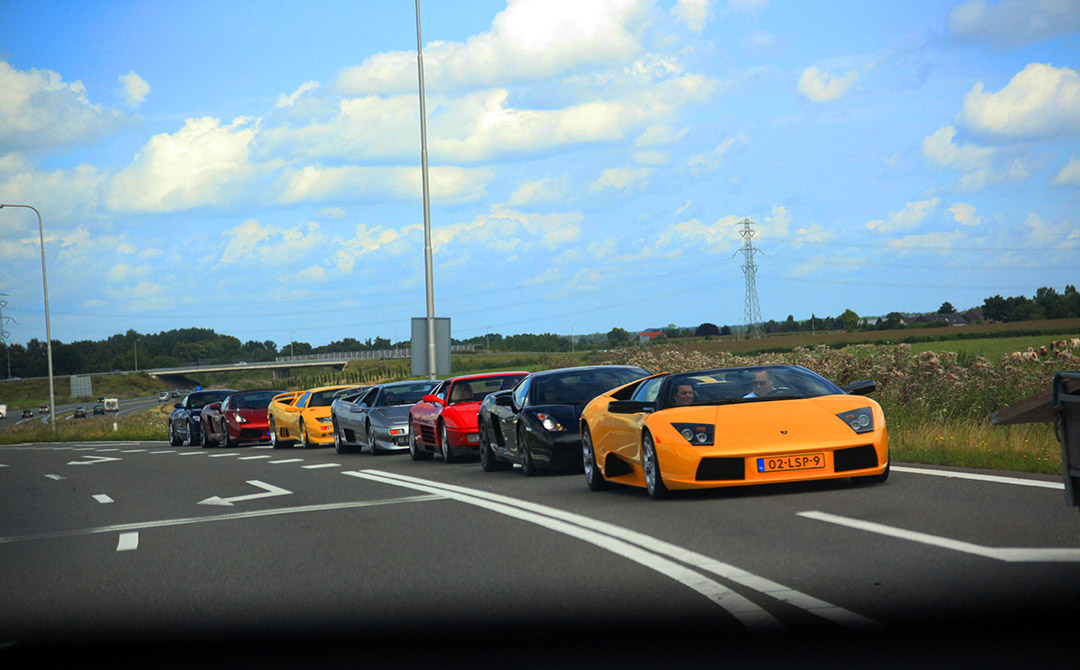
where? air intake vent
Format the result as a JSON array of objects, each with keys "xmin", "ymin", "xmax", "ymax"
[
  {"xmin": 696, "ymin": 457, "xmax": 745, "ymax": 481},
  {"xmin": 834, "ymin": 444, "xmax": 878, "ymax": 472}
]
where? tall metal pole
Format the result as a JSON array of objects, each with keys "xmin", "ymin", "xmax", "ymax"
[
  {"xmin": 416, "ymin": 0, "xmax": 437, "ymax": 381},
  {"xmin": 0, "ymin": 204, "xmax": 56, "ymax": 430}
]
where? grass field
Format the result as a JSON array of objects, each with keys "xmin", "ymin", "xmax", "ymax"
[{"xmin": 907, "ymin": 333, "xmax": 1080, "ymax": 361}]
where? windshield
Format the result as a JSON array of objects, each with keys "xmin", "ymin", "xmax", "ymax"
[
  {"xmin": 448, "ymin": 374, "xmax": 526, "ymax": 404},
  {"xmin": 187, "ymin": 391, "xmax": 231, "ymax": 409},
  {"xmin": 379, "ymin": 381, "xmax": 439, "ymax": 406},
  {"xmin": 530, "ymin": 367, "xmax": 648, "ymax": 405},
  {"xmin": 662, "ymin": 365, "xmax": 843, "ymax": 409},
  {"xmin": 230, "ymin": 391, "xmax": 282, "ymax": 410}
]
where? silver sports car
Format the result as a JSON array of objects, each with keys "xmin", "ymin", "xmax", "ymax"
[{"xmin": 331, "ymin": 379, "xmax": 440, "ymax": 454}]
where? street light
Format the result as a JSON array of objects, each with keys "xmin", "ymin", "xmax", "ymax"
[{"xmin": 0, "ymin": 204, "xmax": 56, "ymax": 430}]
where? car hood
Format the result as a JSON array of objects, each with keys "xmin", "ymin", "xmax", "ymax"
[{"xmin": 370, "ymin": 406, "xmax": 410, "ymax": 425}]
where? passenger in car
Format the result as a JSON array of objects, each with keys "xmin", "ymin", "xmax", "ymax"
[
  {"xmin": 744, "ymin": 369, "xmax": 774, "ymax": 398},
  {"xmin": 672, "ymin": 383, "xmax": 695, "ymax": 406}
]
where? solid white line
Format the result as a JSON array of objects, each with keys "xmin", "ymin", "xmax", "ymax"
[
  {"xmin": 347, "ymin": 470, "xmax": 782, "ymax": 633},
  {"xmin": 268, "ymin": 458, "xmax": 303, "ymax": 464},
  {"xmin": 93, "ymin": 494, "xmax": 114, "ymax": 504},
  {"xmin": 116, "ymin": 532, "xmax": 139, "ymax": 552},
  {"xmin": 208, "ymin": 453, "xmax": 239, "ymax": 458},
  {"xmin": 302, "ymin": 463, "xmax": 341, "ymax": 469},
  {"xmin": 892, "ymin": 465, "xmax": 1063, "ymax": 489},
  {"xmin": 357, "ymin": 469, "xmax": 879, "ymax": 630},
  {"xmin": 239, "ymin": 455, "xmax": 272, "ymax": 460},
  {"xmin": 799, "ymin": 511, "xmax": 1080, "ymax": 562},
  {"xmin": 0, "ymin": 496, "xmax": 443, "ymax": 545}
]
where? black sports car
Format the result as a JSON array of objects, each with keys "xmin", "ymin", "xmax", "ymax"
[
  {"xmin": 477, "ymin": 365, "xmax": 649, "ymax": 476},
  {"xmin": 169, "ymin": 389, "xmax": 236, "ymax": 446}
]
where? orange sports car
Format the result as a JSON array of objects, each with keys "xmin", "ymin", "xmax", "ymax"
[
  {"xmin": 579, "ymin": 364, "xmax": 888, "ymax": 499},
  {"xmin": 268, "ymin": 384, "xmax": 356, "ymax": 449}
]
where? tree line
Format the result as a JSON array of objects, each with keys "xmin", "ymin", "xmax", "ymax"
[{"xmin": 1, "ymin": 285, "xmax": 1076, "ymax": 378}]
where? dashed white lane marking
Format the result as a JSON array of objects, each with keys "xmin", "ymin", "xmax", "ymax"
[
  {"xmin": 93, "ymin": 494, "xmax": 114, "ymax": 504},
  {"xmin": 208, "ymin": 453, "xmax": 239, "ymax": 458},
  {"xmin": 178, "ymin": 452, "xmax": 203, "ymax": 456},
  {"xmin": 239, "ymin": 455, "xmax": 272, "ymax": 460},
  {"xmin": 44, "ymin": 474, "xmax": 65, "ymax": 480},
  {"xmin": 0, "ymin": 464, "xmax": 7, "ymax": 468},
  {"xmin": 116, "ymin": 532, "xmax": 139, "ymax": 552},
  {"xmin": 150, "ymin": 450, "xmax": 176, "ymax": 454},
  {"xmin": 302, "ymin": 463, "xmax": 340, "ymax": 469},
  {"xmin": 96, "ymin": 448, "xmax": 121, "ymax": 452},
  {"xmin": 892, "ymin": 465, "xmax": 1063, "ymax": 490},
  {"xmin": 799, "ymin": 511, "xmax": 1080, "ymax": 562},
  {"xmin": 348, "ymin": 470, "xmax": 784, "ymax": 633},
  {"xmin": 121, "ymin": 449, "xmax": 146, "ymax": 453},
  {"xmin": 268, "ymin": 459, "xmax": 303, "ymax": 464},
  {"xmin": 0, "ymin": 496, "xmax": 443, "ymax": 545}
]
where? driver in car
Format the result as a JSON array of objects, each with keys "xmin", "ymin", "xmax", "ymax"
[{"xmin": 744, "ymin": 369, "xmax": 774, "ymax": 398}]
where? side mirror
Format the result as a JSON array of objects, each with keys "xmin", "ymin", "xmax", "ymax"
[
  {"xmin": 609, "ymin": 400, "xmax": 654, "ymax": 414},
  {"xmin": 173, "ymin": 403, "xmax": 182, "ymax": 409},
  {"xmin": 495, "ymin": 394, "xmax": 514, "ymax": 407},
  {"xmin": 842, "ymin": 380, "xmax": 876, "ymax": 396},
  {"xmin": 206, "ymin": 403, "xmax": 221, "ymax": 412},
  {"xmin": 422, "ymin": 394, "xmax": 443, "ymax": 405}
]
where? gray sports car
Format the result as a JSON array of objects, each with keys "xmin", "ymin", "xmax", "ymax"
[{"xmin": 331, "ymin": 379, "xmax": 440, "ymax": 454}]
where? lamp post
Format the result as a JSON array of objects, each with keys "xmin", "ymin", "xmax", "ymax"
[
  {"xmin": 0, "ymin": 204, "xmax": 55, "ymax": 430},
  {"xmin": 416, "ymin": 0, "xmax": 437, "ymax": 381}
]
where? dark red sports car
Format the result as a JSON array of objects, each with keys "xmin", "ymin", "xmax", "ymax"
[
  {"xmin": 201, "ymin": 389, "xmax": 287, "ymax": 448},
  {"xmin": 409, "ymin": 371, "xmax": 528, "ymax": 462}
]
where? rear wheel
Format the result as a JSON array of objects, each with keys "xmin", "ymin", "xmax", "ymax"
[
  {"xmin": 643, "ymin": 432, "xmax": 667, "ymax": 500},
  {"xmin": 334, "ymin": 420, "xmax": 355, "ymax": 454},
  {"xmin": 409, "ymin": 419, "xmax": 432, "ymax": 461},
  {"xmin": 441, "ymin": 422, "xmax": 456, "ymax": 463},
  {"xmin": 270, "ymin": 418, "xmax": 289, "ymax": 449},
  {"xmin": 582, "ymin": 426, "xmax": 606, "ymax": 491},
  {"xmin": 518, "ymin": 425, "xmax": 536, "ymax": 477},
  {"xmin": 479, "ymin": 421, "xmax": 509, "ymax": 472}
]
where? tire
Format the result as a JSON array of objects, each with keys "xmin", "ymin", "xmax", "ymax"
[
  {"xmin": 582, "ymin": 426, "xmax": 606, "ymax": 491},
  {"xmin": 367, "ymin": 423, "xmax": 378, "ymax": 455},
  {"xmin": 479, "ymin": 420, "xmax": 508, "ymax": 472},
  {"xmin": 270, "ymin": 418, "xmax": 289, "ymax": 449},
  {"xmin": 223, "ymin": 425, "xmax": 236, "ymax": 449},
  {"xmin": 334, "ymin": 420, "xmax": 355, "ymax": 454},
  {"xmin": 440, "ymin": 422, "xmax": 456, "ymax": 463},
  {"xmin": 854, "ymin": 460, "xmax": 890, "ymax": 485},
  {"xmin": 202, "ymin": 419, "xmax": 218, "ymax": 448},
  {"xmin": 642, "ymin": 432, "xmax": 667, "ymax": 500},
  {"xmin": 299, "ymin": 420, "xmax": 311, "ymax": 449},
  {"xmin": 518, "ymin": 425, "xmax": 536, "ymax": 477},
  {"xmin": 169, "ymin": 421, "xmax": 182, "ymax": 446},
  {"xmin": 409, "ymin": 419, "xmax": 432, "ymax": 461},
  {"xmin": 188, "ymin": 420, "xmax": 202, "ymax": 447}
]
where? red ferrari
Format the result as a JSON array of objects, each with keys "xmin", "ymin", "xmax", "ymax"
[
  {"xmin": 409, "ymin": 371, "xmax": 527, "ymax": 462},
  {"xmin": 201, "ymin": 389, "xmax": 286, "ymax": 448}
]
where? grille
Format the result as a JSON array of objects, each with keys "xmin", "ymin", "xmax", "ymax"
[
  {"xmin": 239, "ymin": 428, "xmax": 263, "ymax": 439},
  {"xmin": 696, "ymin": 457, "xmax": 745, "ymax": 481},
  {"xmin": 834, "ymin": 444, "xmax": 878, "ymax": 472}
]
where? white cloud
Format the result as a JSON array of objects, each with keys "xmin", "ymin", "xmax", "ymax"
[
  {"xmin": 106, "ymin": 263, "xmax": 147, "ymax": 282},
  {"xmin": 797, "ymin": 66, "xmax": 858, "ymax": 103},
  {"xmin": 635, "ymin": 123, "xmax": 687, "ymax": 147},
  {"xmin": 634, "ymin": 150, "xmax": 669, "ymax": 165},
  {"xmin": 762, "ymin": 205, "xmax": 792, "ymax": 238},
  {"xmin": 106, "ymin": 116, "xmax": 262, "ymax": 212},
  {"xmin": 961, "ymin": 63, "xmax": 1080, "ymax": 140},
  {"xmin": 656, "ymin": 215, "xmax": 744, "ymax": 253},
  {"xmin": 743, "ymin": 31, "xmax": 777, "ymax": 49},
  {"xmin": 221, "ymin": 219, "xmax": 277, "ymax": 265},
  {"xmin": 1054, "ymin": 157, "xmax": 1080, "ymax": 186},
  {"xmin": 336, "ymin": 0, "xmax": 649, "ymax": 94},
  {"xmin": 948, "ymin": 203, "xmax": 982, "ymax": 226},
  {"xmin": 508, "ymin": 177, "xmax": 568, "ymax": 206},
  {"xmin": 0, "ymin": 60, "xmax": 127, "ymax": 152},
  {"xmin": 118, "ymin": 71, "xmax": 150, "ymax": 106},
  {"xmin": 589, "ymin": 167, "xmax": 650, "ymax": 192},
  {"xmin": 866, "ymin": 198, "xmax": 940, "ymax": 233},
  {"xmin": 0, "ymin": 163, "xmax": 107, "ymax": 223},
  {"xmin": 1023, "ymin": 212, "xmax": 1080, "ymax": 249},
  {"xmin": 921, "ymin": 125, "xmax": 1028, "ymax": 190},
  {"xmin": 885, "ymin": 231, "xmax": 965, "ymax": 256},
  {"xmin": 673, "ymin": 0, "xmax": 711, "ymax": 32},
  {"xmin": 687, "ymin": 132, "xmax": 747, "ymax": 172},
  {"xmin": 948, "ymin": 0, "xmax": 1080, "ymax": 48},
  {"xmin": 277, "ymin": 164, "xmax": 492, "ymax": 205},
  {"xmin": 296, "ymin": 265, "xmax": 328, "ymax": 282},
  {"xmin": 275, "ymin": 81, "xmax": 319, "ymax": 109}
]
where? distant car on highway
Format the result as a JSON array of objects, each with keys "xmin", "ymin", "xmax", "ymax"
[
  {"xmin": 21, "ymin": 409, "xmax": 33, "ymax": 418},
  {"xmin": 38, "ymin": 404, "xmax": 50, "ymax": 414},
  {"xmin": 168, "ymin": 389, "xmax": 237, "ymax": 446},
  {"xmin": 268, "ymin": 384, "xmax": 354, "ymax": 449},
  {"xmin": 331, "ymin": 380, "xmax": 438, "ymax": 455},
  {"xmin": 200, "ymin": 389, "xmax": 286, "ymax": 448},
  {"xmin": 158, "ymin": 392, "xmax": 170, "ymax": 402},
  {"xmin": 170, "ymin": 391, "xmax": 180, "ymax": 398},
  {"xmin": 93, "ymin": 404, "xmax": 105, "ymax": 415},
  {"xmin": 73, "ymin": 407, "xmax": 87, "ymax": 419}
]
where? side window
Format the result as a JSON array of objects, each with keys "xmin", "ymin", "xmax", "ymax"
[
  {"xmin": 434, "ymin": 381, "xmax": 448, "ymax": 402},
  {"xmin": 632, "ymin": 377, "xmax": 663, "ymax": 403},
  {"xmin": 221, "ymin": 397, "xmax": 231, "ymax": 411},
  {"xmin": 513, "ymin": 377, "xmax": 530, "ymax": 409},
  {"xmin": 362, "ymin": 389, "xmax": 379, "ymax": 408},
  {"xmin": 296, "ymin": 392, "xmax": 311, "ymax": 409}
]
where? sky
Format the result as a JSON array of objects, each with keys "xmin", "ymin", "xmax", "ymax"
[{"xmin": 0, "ymin": 0, "xmax": 1078, "ymax": 349}]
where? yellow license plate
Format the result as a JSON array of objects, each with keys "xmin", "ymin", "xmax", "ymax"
[{"xmin": 757, "ymin": 453, "xmax": 825, "ymax": 473}]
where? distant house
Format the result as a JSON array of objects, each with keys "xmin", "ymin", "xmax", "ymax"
[
  {"xmin": 911, "ymin": 312, "xmax": 968, "ymax": 326},
  {"xmin": 637, "ymin": 329, "xmax": 664, "ymax": 345}
]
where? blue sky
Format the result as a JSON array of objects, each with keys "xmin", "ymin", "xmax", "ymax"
[{"xmin": 1, "ymin": 0, "xmax": 1078, "ymax": 348}]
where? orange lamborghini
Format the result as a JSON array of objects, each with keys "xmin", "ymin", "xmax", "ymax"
[
  {"xmin": 268, "ymin": 384, "xmax": 356, "ymax": 449},
  {"xmin": 579, "ymin": 364, "xmax": 888, "ymax": 499}
]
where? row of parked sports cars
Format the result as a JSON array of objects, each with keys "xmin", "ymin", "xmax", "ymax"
[{"xmin": 167, "ymin": 363, "xmax": 890, "ymax": 499}]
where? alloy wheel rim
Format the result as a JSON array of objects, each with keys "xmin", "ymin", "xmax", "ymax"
[
  {"xmin": 583, "ymin": 436, "xmax": 594, "ymax": 481},
  {"xmin": 644, "ymin": 437, "xmax": 656, "ymax": 492}
]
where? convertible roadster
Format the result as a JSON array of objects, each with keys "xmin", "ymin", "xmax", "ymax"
[{"xmin": 578, "ymin": 364, "xmax": 889, "ymax": 499}]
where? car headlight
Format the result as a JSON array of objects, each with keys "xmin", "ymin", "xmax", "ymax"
[
  {"xmin": 535, "ymin": 413, "xmax": 565, "ymax": 431},
  {"xmin": 232, "ymin": 413, "xmax": 247, "ymax": 423},
  {"xmin": 317, "ymin": 416, "xmax": 332, "ymax": 424},
  {"xmin": 672, "ymin": 423, "xmax": 714, "ymax": 446},
  {"xmin": 836, "ymin": 407, "xmax": 874, "ymax": 434}
]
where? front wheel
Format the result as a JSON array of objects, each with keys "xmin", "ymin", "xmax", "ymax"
[
  {"xmin": 642, "ymin": 432, "xmax": 667, "ymax": 500},
  {"xmin": 440, "ymin": 423, "xmax": 456, "ymax": 463},
  {"xmin": 582, "ymin": 426, "xmax": 606, "ymax": 491},
  {"xmin": 299, "ymin": 420, "xmax": 312, "ymax": 449},
  {"xmin": 518, "ymin": 425, "xmax": 536, "ymax": 477},
  {"xmin": 367, "ymin": 423, "xmax": 378, "ymax": 455},
  {"xmin": 169, "ymin": 421, "xmax": 182, "ymax": 446}
]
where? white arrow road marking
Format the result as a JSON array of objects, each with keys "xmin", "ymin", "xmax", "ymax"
[
  {"xmin": 116, "ymin": 532, "xmax": 139, "ymax": 552},
  {"xmin": 799, "ymin": 511, "xmax": 1080, "ymax": 562},
  {"xmin": 44, "ymin": 474, "xmax": 65, "ymax": 480},
  {"xmin": 67, "ymin": 455, "xmax": 122, "ymax": 466},
  {"xmin": 198, "ymin": 480, "xmax": 292, "ymax": 506}
]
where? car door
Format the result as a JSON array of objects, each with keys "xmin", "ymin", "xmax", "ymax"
[
  {"xmin": 353, "ymin": 388, "xmax": 378, "ymax": 442},
  {"xmin": 411, "ymin": 381, "xmax": 446, "ymax": 446},
  {"xmin": 502, "ymin": 376, "xmax": 531, "ymax": 458},
  {"xmin": 282, "ymin": 392, "xmax": 309, "ymax": 438},
  {"xmin": 600, "ymin": 376, "xmax": 664, "ymax": 469}
]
